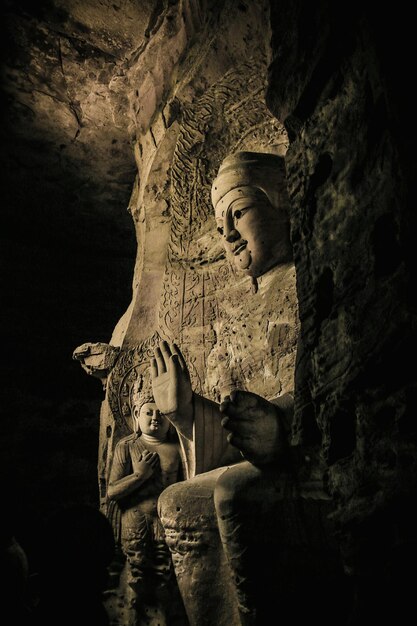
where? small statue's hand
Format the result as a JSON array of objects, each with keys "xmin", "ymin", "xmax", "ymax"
[
  {"xmin": 151, "ymin": 341, "xmax": 193, "ymax": 416},
  {"xmin": 219, "ymin": 390, "xmax": 287, "ymax": 466},
  {"xmin": 134, "ymin": 450, "xmax": 159, "ymax": 480}
]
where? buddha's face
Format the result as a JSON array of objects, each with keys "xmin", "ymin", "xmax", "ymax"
[{"xmin": 214, "ymin": 187, "xmax": 291, "ymax": 278}]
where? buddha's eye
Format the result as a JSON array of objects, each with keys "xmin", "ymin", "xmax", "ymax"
[
  {"xmin": 146, "ymin": 410, "xmax": 153, "ymax": 416},
  {"xmin": 233, "ymin": 206, "xmax": 251, "ymax": 220},
  {"xmin": 217, "ymin": 226, "xmax": 224, "ymax": 235}
]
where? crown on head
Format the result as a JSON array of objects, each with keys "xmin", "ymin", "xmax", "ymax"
[
  {"xmin": 211, "ymin": 151, "xmax": 287, "ymax": 212},
  {"xmin": 130, "ymin": 372, "xmax": 153, "ymax": 411}
]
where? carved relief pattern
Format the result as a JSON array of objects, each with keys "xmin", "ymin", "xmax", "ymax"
[
  {"xmin": 162, "ymin": 521, "xmax": 219, "ymax": 574},
  {"xmin": 157, "ymin": 56, "xmax": 292, "ymax": 403},
  {"xmin": 107, "ymin": 331, "xmax": 163, "ymax": 435}
]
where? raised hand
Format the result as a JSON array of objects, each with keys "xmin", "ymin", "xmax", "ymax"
[
  {"xmin": 219, "ymin": 390, "xmax": 287, "ymax": 466},
  {"xmin": 150, "ymin": 341, "xmax": 194, "ymax": 434}
]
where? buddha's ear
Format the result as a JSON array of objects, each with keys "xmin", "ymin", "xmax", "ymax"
[{"xmin": 131, "ymin": 405, "xmax": 141, "ymax": 433}]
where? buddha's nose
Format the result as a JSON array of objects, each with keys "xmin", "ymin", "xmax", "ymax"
[{"xmin": 224, "ymin": 223, "xmax": 240, "ymax": 242}]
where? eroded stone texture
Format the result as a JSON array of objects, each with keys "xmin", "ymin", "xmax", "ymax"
[
  {"xmin": 1, "ymin": 0, "xmax": 142, "ymax": 216},
  {"xmin": 267, "ymin": 1, "xmax": 417, "ymax": 622},
  {"xmin": 73, "ymin": 342, "xmax": 120, "ymax": 388},
  {"xmin": 0, "ymin": 0, "xmax": 139, "ymax": 543}
]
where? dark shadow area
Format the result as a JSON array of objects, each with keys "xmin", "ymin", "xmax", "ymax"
[{"xmin": 0, "ymin": 0, "xmax": 137, "ymax": 533}]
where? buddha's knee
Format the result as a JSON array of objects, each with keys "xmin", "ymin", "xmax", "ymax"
[
  {"xmin": 158, "ymin": 473, "xmax": 226, "ymax": 566},
  {"xmin": 158, "ymin": 482, "xmax": 188, "ymax": 524},
  {"xmin": 158, "ymin": 469, "xmax": 224, "ymax": 524},
  {"xmin": 214, "ymin": 462, "xmax": 259, "ymax": 518}
]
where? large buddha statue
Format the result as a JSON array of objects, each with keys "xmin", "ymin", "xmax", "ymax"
[{"xmin": 152, "ymin": 153, "xmax": 343, "ymax": 625}]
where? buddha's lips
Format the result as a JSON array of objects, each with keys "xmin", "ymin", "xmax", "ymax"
[{"xmin": 233, "ymin": 241, "xmax": 247, "ymax": 255}]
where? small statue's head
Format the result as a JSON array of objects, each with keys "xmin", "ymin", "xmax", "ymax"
[
  {"xmin": 133, "ymin": 401, "xmax": 170, "ymax": 439},
  {"xmin": 211, "ymin": 151, "xmax": 292, "ymax": 278},
  {"xmin": 130, "ymin": 375, "xmax": 170, "ymax": 439}
]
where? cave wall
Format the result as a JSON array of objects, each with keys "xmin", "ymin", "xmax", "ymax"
[
  {"xmin": 267, "ymin": 1, "xmax": 417, "ymax": 620},
  {"xmin": 0, "ymin": 0, "xmax": 138, "ymax": 553}
]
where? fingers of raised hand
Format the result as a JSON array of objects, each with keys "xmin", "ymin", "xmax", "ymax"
[
  {"xmin": 160, "ymin": 340, "xmax": 173, "ymax": 364},
  {"xmin": 167, "ymin": 345, "xmax": 190, "ymax": 381},
  {"xmin": 151, "ymin": 340, "xmax": 190, "ymax": 387},
  {"xmin": 150, "ymin": 357, "xmax": 158, "ymax": 379},
  {"xmin": 152, "ymin": 341, "xmax": 185, "ymax": 375},
  {"xmin": 151, "ymin": 370, "xmax": 170, "ymax": 389},
  {"xmin": 153, "ymin": 347, "xmax": 167, "ymax": 374},
  {"xmin": 168, "ymin": 353, "xmax": 181, "ymax": 376},
  {"xmin": 172, "ymin": 343, "xmax": 188, "ymax": 374}
]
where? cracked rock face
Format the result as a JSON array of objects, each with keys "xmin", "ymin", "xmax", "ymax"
[
  {"xmin": 0, "ymin": 0, "xmax": 144, "ymax": 519},
  {"xmin": 0, "ymin": 0, "xmax": 147, "ymax": 217}
]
